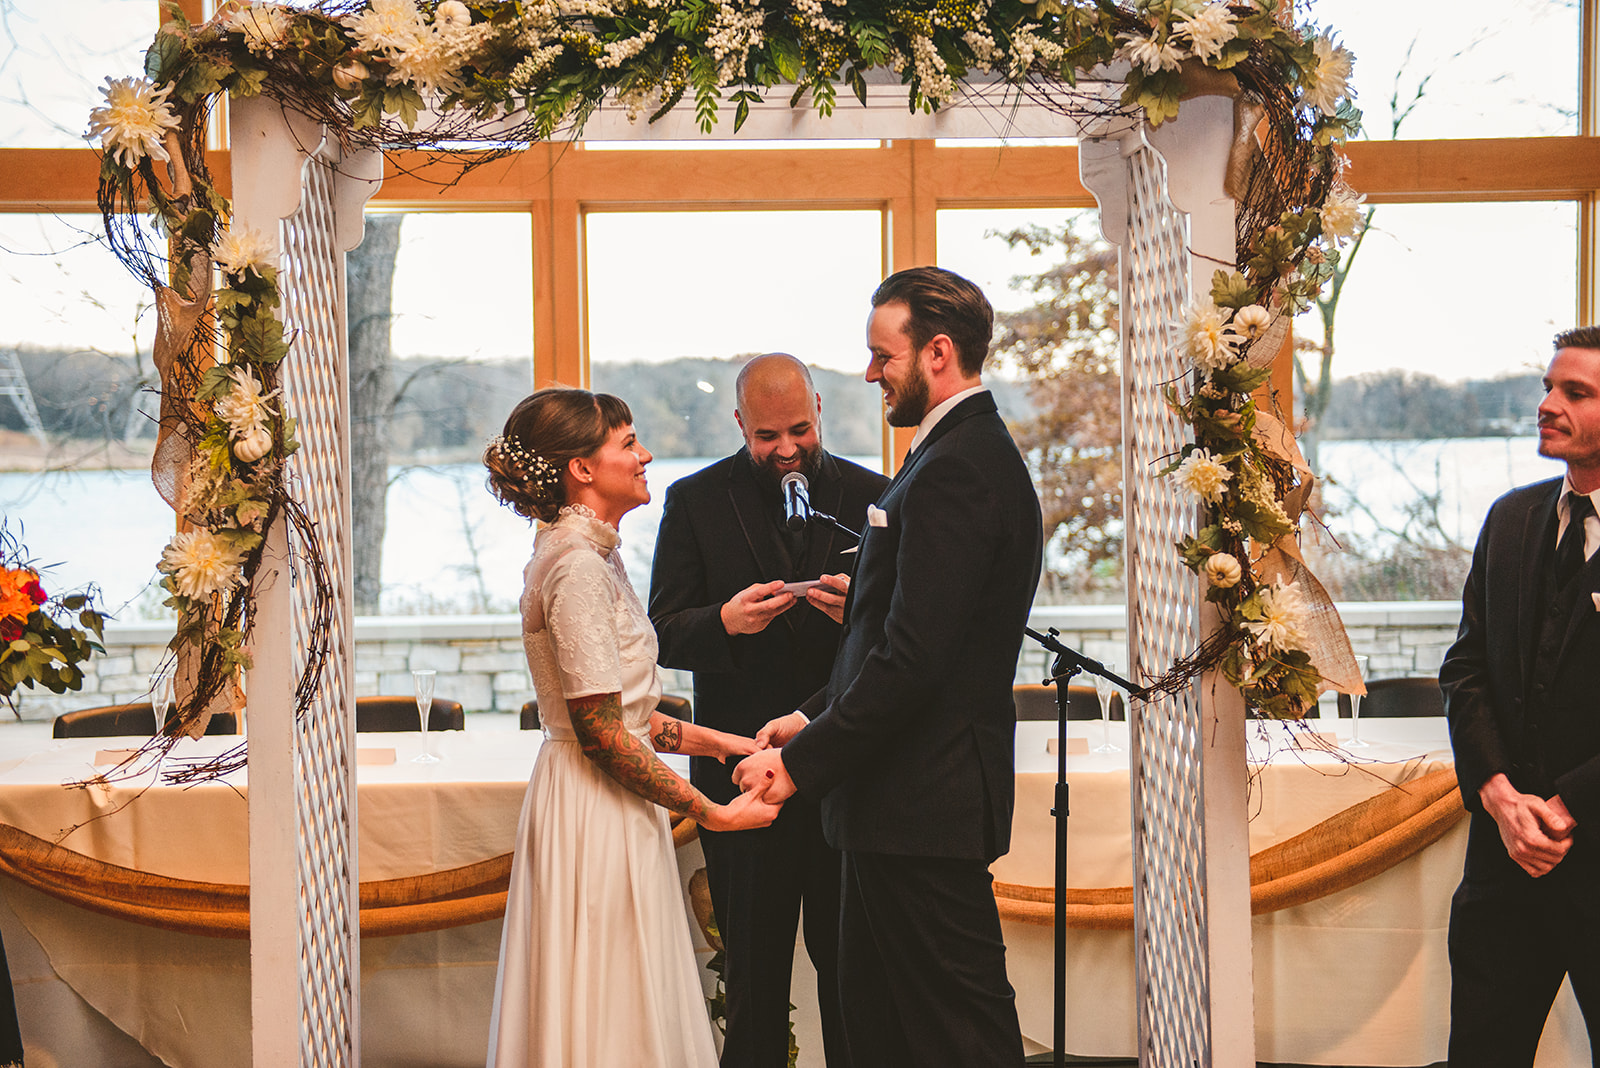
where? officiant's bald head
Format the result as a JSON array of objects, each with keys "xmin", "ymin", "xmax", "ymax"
[{"xmin": 734, "ymin": 353, "xmax": 823, "ymax": 483}]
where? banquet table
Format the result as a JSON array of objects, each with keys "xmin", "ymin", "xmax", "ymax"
[{"xmin": 0, "ymin": 719, "xmax": 1588, "ymax": 1067}]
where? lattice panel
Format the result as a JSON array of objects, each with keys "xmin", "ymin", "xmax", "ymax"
[
  {"xmin": 1122, "ymin": 143, "xmax": 1210, "ymax": 1067},
  {"xmin": 278, "ymin": 153, "xmax": 356, "ymax": 1067}
]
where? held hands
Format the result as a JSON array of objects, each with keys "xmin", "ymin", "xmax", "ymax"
[
  {"xmin": 754, "ymin": 710, "xmax": 808, "ymax": 750},
  {"xmin": 806, "ymin": 573, "xmax": 850, "ymax": 624},
  {"xmin": 1479, "ymin": 772, "xmax": 1577, "ymax": 877},
  {"xmin": 721, "ymin": 580, "xmax": 795, "ymax": 635},
  {"xmin": 731, "ymin": 748, "xmax": 797, "ymax": 804},
  {"xmin": 705, "ymin": 776, "xmax": 783, "ymax": 832},
  {"xmin": 717, "ymin": 731, "xmax": 761, "ymax": 764}
]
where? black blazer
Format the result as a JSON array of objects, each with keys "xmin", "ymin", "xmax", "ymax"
[
  {"xmin": 1442, "ymin": 476, "xmax": 1600, "ymax": 883},
  {"xmin": 782, "ymin": 392, "xmax": 1044, "ymax": 862},
  {"xmin": 648, "ymin": 448, "xmax": 890, "ymax": 805}
]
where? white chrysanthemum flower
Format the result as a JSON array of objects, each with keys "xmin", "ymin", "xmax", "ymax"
[
  {"xmin": 1176, "ymin": 4, "xmax": 1237, "ymax": 62},
  {"xmin": 1246, "ymin": 580, "xmax": 1312, "ymax": 653},
  {"xmin": 214, "ymin": 366, "xmax": 279, "ymax": 438},
  {"xmin": 435, "ymin": 0, "xmax": 471, "ymax": 26},
  {"xmin": 1204, "ymin": 552, "xmax": 1243, "ymax": 589},
  {"xmin": 1118, "ymin": 31, "xmax": 1184, "ymax": 73},
  {"xmin": 1232, "ymin": 304, "xmax": 1272, "ymax": 341},
  {"xmin": 211, "ymin": 225, "xmax": 275, "ymax": 278},
  {"xmin": 1320, "ymin": 186, "xmax": 1366, "ymax": 242},
  {"xmin": 85, "ymin": 76, "xmax": 180, "ymax": 169},
  {"xmin": 1176, "ymin": 298, "xmax": 1241, "ymax": 372},
  {"xmin": 346, "ymin": 0, "xmax": 426, "ymax": 55},
  {"xmin": 1303, "ymin": 34, "xmax": 1354, "ymax": 116},
  {"xmin": 227, "ymin": 3, "xmax": 295, "ymax": 56},
  {"xmin": 1175, "ymin": 448, "xmax": 1232, "ymax": 505},
  {"xmin": 160, "ymin": 530, "xmax": 247, "ymax": 600}
]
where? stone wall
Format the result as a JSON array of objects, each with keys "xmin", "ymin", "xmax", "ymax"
[{"xmin": 5, "ymin": 601, "xmax": 1464, "ymax": 724}]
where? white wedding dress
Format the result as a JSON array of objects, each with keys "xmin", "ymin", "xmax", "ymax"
[{"xmin": 487, "ymin": 507, "xmax": 718, "ymax": 1068}]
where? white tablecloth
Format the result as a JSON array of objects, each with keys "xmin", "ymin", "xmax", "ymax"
[{"xmin": 0, "ymin": 721, "xmax": 1589, "ymax": 1066}]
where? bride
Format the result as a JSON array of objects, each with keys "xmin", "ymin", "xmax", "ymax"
[{"xmin": 484, "ymin": 387, "xmax": 782, "ymax": 1068}]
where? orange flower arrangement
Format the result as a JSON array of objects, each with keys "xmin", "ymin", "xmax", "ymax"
[{"xmin": 0, "ymin": 526, "xmax": 106, "ymax": 713}]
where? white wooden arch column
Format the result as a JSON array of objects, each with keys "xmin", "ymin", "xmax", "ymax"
[
  {"xmin": 231, "ymin": 80, "xmax": 1249, "ymax": 1066},
  {"xmin": 232, "ymin": 92, "xmax": 382, "ymax": 1067},
  {"xmin": 1082, "ymin": 92, "xmax": 1255, "ymax": 1067}
]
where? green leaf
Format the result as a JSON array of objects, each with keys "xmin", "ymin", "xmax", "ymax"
[
  {"xmin": 145, "ymin": 31, "xmax": 186, "ymax": 84},
  {"xmin": 1209, "ymin": 270, "xmax": 1256, "ymax": 310},
  {"xmin": 1214, "ymin": 362, "xmax": 1272, "ymax": 394},
  {"xmin": 228, "ymin": 63, "xmax": 269, "ymax": 99},
  {"xmin": 768, "ymin": 36, "xmax": 802, "ymax": 84}
]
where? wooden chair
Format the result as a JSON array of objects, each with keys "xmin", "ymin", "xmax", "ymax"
[
  {"xmin": 1336, "ymin": 676, "xmax": 1444, "ymax": 718},
  {"xmin": 52, "ymin": 702, "xmax": 239, "ymax": 739},
  {"xmin": 519, "ymin": 694, "xmax": 692, "ymax": 730},
  {"xmin": 1013, "ymin": 683, "xmax": 1123, "ymax": 722},
  {"xmin": 354, "ymin": 696, "xmax": 466, "ymax": 733}
]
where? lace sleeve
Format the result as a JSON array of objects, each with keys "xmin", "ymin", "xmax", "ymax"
[{"xmin": 542, "ymin": 544, "xmax": 623, "ymax": 698}]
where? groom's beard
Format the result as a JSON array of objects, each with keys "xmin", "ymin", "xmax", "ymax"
[
  {"xmin": 884, "ymin": 358, "xmax": 932, "ymax": 428},
  {"xmin": 751, "ymin": 440, "xmax": 824, "ymax": 488}
]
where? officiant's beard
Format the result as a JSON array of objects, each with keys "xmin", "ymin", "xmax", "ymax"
[{"xmin": 752, "ymin": 441, "xmax": 824, "ymax": 487}]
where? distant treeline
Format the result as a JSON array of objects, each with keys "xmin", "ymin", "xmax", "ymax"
[
  {"xmin": 1, "ymin": 348, "xmax": 915, "ymax": 459},
  {"xmin": 2, "ymin": 346, "xmax": 1541, "ymax": 456},
  {"xmin": 1315, "ymin": 370, "xmax": 1544, "ymax": 439}
]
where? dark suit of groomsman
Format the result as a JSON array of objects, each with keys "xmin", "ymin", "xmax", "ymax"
[
  {"xmin": 736, "ymin": 269, "xmax": 1043, "ymax": 1068},
  {"xmin": 650, "ymin": 353, "xmax": 887, "ymax": 1068},
  {"xmin": 1441, "ymin": 329, "xmax": 1600, "ymax": 1066}
]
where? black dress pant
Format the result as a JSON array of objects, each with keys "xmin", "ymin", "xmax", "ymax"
[
  {"xmin": 700, "ymin": 797, "xmax": 850, "ymax": 1068},
  {"xmin": 836, "ymin": 850, "xmax": 1024, "ymax": 1068},
  {"xmin": 1448, "ymin": 853, "xmax": 1600, "ymax": 1067}
]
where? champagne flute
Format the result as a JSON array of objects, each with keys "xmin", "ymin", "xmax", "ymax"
[
  {"xmin": 412, "ymin": 669, "xmax": 441, "ymax": 764},
  {"xmin": 151, "ymin": 663, "xmax": 176, "ymax": 780},
  {"xmin": 1347, "ymin": 654, "xmax": 1370, "ymax": 748},
  {"xmin": 1092, "ymin": 672, "xmax": 1122, "ymax": 754}
]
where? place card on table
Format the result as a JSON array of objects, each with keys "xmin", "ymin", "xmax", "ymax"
[
  {"xmin": 357, "ymin": 748, "xmax": 396, "ymax": 766},
  {"xmin": 1045, "ymin": 736, "xmax": 1089, "ymax": 756}
]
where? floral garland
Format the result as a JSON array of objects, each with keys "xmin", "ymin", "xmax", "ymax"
[
  {"xmin": 88, "ymin": 0, "xmax": 1358, "ymax": 728},
  {"xmin": 0, "ymin": 525, "xmax": 107, "ymax": 716}
]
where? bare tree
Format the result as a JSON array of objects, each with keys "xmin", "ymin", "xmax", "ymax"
[
  {"xmin": 347, "ymin": 214, "xmax": 404, "ymax": 615},
  {"xmin": 990, "ymin": 217, "xmax": 1124, "ymax": 600}
]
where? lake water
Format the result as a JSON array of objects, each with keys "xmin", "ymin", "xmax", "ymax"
[{"xmin": 0, "ymin": 438, "xmax": 1565, "ymax": 618}]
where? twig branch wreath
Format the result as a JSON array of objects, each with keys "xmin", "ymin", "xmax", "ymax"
[{"xmin": 87, "ymin": 0, "xmax": 1363, "ymax": 772}]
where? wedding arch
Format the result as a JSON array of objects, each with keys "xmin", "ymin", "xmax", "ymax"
[{"xmin": 89, "ymin": 2, "xmax": 1364, "ymax": 1064}]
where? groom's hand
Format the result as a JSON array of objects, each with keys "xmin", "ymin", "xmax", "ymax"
[
  {"xmin": 754, "ymin": 710, "xmax": 808, "ymax": 749},
  {"xmin": 732, "ymin": 748, "xmax": 796, "ymax": 803}
]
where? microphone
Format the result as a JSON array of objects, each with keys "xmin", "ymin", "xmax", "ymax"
[{"xmin": 781, "ymin": 471, "xmax": 811, "ymax": 532}]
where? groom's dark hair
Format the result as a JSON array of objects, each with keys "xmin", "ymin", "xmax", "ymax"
[{"xmin": 872, "ymin": 266, "xmax": 994, "ymax": 377}]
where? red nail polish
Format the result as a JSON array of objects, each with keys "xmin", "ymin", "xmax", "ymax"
[{"xmin": 765, "ymin": 770, "xmax": 775, "ymax": 779}]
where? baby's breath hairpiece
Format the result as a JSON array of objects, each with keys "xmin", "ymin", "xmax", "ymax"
[{"xmin": 488, "ymin": 434, "xmax": 562, "ymax": 498}]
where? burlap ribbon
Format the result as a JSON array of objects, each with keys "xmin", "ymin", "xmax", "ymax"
[{"xmin": 0, "ymin": 770, "xmax": 1464, "ymax": 938}]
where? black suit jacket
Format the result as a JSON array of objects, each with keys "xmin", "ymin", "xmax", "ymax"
[
  {"xmin": 1441, "ymin": 476, "xmax": 1600, "ymax": 885},
  {"xmin": 649, "ymin": 449, "xmax": 890, "ymax": 805},
  {"xmin": 781, "ymin": 392, "xmax": 1044, "ymax": 863}
]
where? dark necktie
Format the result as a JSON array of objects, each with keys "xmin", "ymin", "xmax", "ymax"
[{"xmin": 1555, "ymin": 492, "xmax": 1595, "ymax": 588}]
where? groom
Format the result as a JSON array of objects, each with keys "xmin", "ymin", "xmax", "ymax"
[{"xmin": 734, "ymin": 267, "xmax": 1043, "ymax": 1066}]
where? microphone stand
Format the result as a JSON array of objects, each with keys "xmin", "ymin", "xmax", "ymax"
[
  {"xmin": 1022, "ymin": 626, "xmax": 1142, "ymax": 1068},
  {"xmin": 801, "ymin": 506, "xmax": 861, "ymax": 542}
]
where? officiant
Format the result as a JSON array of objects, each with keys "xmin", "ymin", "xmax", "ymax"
[{"xmin": 648, "ymin": 353, "xmax": 887, "ymax": 1068}]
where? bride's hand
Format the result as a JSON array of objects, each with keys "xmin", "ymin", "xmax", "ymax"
[
  {"xmin": 704, "ymin": 778, "xmax": 782, "ymax": 832},
  {"xmin": 717, "ymin": 732, "xmax": 760, "ymax": 764}
]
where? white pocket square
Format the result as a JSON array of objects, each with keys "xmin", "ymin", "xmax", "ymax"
[
  {"xmin": 867, "ymin": 505, "xmax": 888, "ymax": 528},
  {"xmin": 1592, "ymin": 592, "xmax": 1600, "ymax": 611}
]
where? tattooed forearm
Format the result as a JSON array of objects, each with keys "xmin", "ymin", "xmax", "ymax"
[
  {"xmin": 652, "ymin": 717, "xmax": 683, "ymax": 752},
  {"xmin": 569, "ymin": 693, "xmax": 708, "ymax": 821}
]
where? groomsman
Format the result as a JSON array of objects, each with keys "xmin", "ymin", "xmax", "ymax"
[
  {"xmin": 649, "ymin": 353, "xmax": 886, "ymax": 1068},
  {"xmin": 1441, "ymin": 326, "xmax": 1600, "ymax": 1064},
  {"xmin": 736, "ymin": 268, "xmax": 1043, "ymax": 1067}
]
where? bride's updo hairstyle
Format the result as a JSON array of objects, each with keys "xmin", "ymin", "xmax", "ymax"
[{"xmin": 485, "ymin": 387, "xmax": 634, "ymax": 524}]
